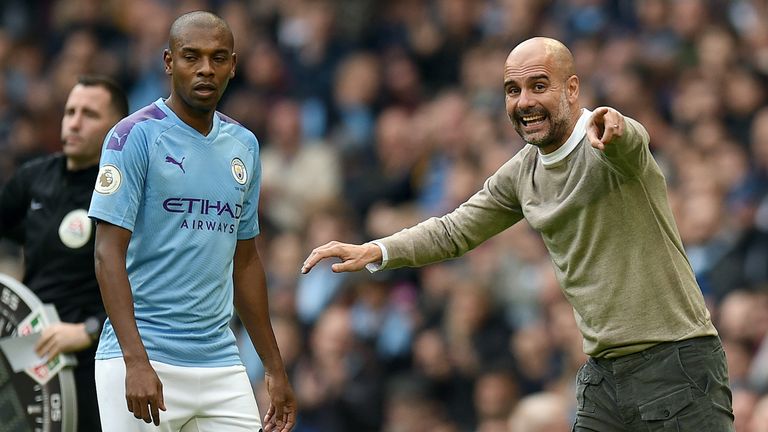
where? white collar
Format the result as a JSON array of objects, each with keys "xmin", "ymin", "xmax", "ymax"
[{"xmin": 538, "ymin": 108, "xmax": 591, "ymax": 168}]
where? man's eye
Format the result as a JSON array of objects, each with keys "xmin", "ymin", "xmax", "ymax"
[{"xmin": 534, "ymin": 83, "xmax": 546, "ymax": 91}]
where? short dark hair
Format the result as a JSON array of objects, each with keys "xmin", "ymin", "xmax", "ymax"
[{"xmin": 77, "ymin": 75, "xmax": 129, "ymax": 118}]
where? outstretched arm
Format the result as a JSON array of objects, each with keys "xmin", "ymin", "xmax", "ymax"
[
  {"xmin": 301, "ymin": 241, "xmax": 382, "ymax": 274},
  {"xmin": 233, "ymin": 238, "xmax": 296, "ymax": 432},
  {"xmin": 94, "ymin": 222, "xmax": 165, "ymax": 426}
]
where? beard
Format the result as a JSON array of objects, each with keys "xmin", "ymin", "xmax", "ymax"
[{"xmin": 511, "ymin": 93, "xmax": 572, "ymax": 149}]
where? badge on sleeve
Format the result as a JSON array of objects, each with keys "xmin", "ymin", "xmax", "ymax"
[
  {"xmin": 231, "ymin": 158, "xmax": 247, "ymax": 185},
  {"xmin": 94, "ymin": 164, "xmax": 122, "ymax": 195}
]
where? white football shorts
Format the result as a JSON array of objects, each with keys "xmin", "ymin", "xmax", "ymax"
[{"xmin": 95, "ymin": 357, "xmax": 262, "ymax": 432}]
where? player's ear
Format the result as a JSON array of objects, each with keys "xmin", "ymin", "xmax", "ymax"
[
  {"xmin": 230, "ymin": 52, "xmax": 237, "ymax": 79},
  {"xmin": 163, "ymin": 49, "xmax": 173, "ymax": 76}
]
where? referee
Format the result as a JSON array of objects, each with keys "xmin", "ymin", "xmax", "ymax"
[{"xmin": 0, "ymin": 75, "xmax": 128, "ymax": 431}]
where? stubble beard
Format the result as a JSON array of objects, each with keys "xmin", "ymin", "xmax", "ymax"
[{"xmin": 514, "ymin": 94, "xmax": 572, "ymax": 149}]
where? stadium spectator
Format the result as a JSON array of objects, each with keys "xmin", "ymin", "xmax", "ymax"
[
  {"xmin": 507, "ymin": 391, "xmax": 571, "ymax": 432},
  {"xmin": 292, "ymin": 305, "xmax": 383, "ymax": 431}
]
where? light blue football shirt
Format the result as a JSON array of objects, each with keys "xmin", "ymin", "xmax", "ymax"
[{"xmin": 88, "ymin": 98, "xmax": 260, "ymax": 367}]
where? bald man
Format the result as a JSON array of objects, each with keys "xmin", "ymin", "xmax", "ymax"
[
  {"xmin": 302, "ymin": 37, "xmax": 735, "ymax": 431},
  {"xmin": 89, "ymin": 11, "xmax": 295, "ymax": 432}
]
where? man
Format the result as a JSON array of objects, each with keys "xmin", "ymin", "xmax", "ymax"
[
  {"xmin": 302, "ymin": 37, "xmax": 735, "ymax": 431},
  {"xmin": 89, "ymin": 11, "xmax": 296, "ymax": 432},
  {"xmin": 0, "ymin": 75, "xmax": 129, "ymax": 432}
]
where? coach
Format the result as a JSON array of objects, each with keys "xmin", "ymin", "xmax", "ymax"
[{"xmin": 302, "ymin": 37, "xmax": 735, "ymax": 431}]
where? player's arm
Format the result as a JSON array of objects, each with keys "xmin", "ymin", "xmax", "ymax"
[
  {"xmin": 94, "ymin": 221, "xmax": 165, "ymax": 426},
  {"xmin": 233, "ymin": 237, "xmax": 296, "ymax": 432}
]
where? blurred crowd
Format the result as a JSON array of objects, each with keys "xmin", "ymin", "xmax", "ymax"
[{"xmin": 2, "ymin": 0, "xmax": 768, "ymax": 431}]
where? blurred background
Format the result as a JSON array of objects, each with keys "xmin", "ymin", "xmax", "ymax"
[{"xmin": 1, "ymin": 0, "xmax": 768, "ymax": 431}]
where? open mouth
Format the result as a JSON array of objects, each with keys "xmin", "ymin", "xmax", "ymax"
[{"xmin": 520, "ymin": 113, "xmax": 547, "ymax": 127}]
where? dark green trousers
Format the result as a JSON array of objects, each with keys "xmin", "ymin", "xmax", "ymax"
[{"xmin": 573, "ymin": 336, "xmax": 734, "ymax": 431}]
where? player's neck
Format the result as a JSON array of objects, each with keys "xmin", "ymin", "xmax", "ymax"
[{"xmin": 166, "ymin": 95, "xmax": 215, "ymax": 136}]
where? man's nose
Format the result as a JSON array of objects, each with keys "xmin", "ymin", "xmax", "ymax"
[
  {"xmin": 197, "ymin": 57, "xmax": 214, "ymax": 76},
  {"xmin": 518, "ymin": 89, "xmax": 536, "ymax": 108},
  {"xmin": 68, "ymin": 112, "xmax": 83, "ymax": 130}
]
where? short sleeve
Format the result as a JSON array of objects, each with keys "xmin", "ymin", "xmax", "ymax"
[
  {"xmin": 88, "ymin": 124, "xmax": 150, "ymax": 231},
  {"xmin": 236, "ymin": 141, "xmax": 261, "ymax": 240}
]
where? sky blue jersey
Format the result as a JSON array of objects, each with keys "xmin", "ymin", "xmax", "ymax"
[{"xmin": 88, "ymin": 98, "xmax": 261, "ymax": 367}]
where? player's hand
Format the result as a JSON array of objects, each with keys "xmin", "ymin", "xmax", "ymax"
[
  {"xmin": 262, "ymin": 371, "xmax": 297, "ymax": 432},
  {"xmin": 124, "ymin": 359, "xmax": 166, "ymax": 426},
  {"xmin": 35, "ymin": 322, "xmax": 91, "ymax": 359},
  {"xmin": 587, "ymin": 106, "xmax": 625, "ymax": 151},
  {"xmin": 301, "ymin": 241, "xmax": 382, "ymax": 274}
]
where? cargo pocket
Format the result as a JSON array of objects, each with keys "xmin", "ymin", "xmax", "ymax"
[
  {"xmin": 639, "ymin": 386, "xmax": 693, "ymax": 431},
  {"xmin": 576, "ymin": 363, "xmax": 603, "ymax": 413}
]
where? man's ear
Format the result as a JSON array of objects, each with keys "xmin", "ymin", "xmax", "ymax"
[
  {"xmin": 567, "ymin": 74, "xmax": 579, "ymax": 103},
  {"xmin": 163, "ymin": 49, "xmax": 173, "ymax": 76},
  {"xmin": 230, "ymin": 52, "xmax": 237, "ymax": 79}
]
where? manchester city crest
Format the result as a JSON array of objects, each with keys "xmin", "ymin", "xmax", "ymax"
[{"xmin": 231, "ymin": 158, "xmax": 247, "ymax": 185}]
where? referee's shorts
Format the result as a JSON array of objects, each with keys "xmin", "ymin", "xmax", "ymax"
[{"xmin": 95, "ymin": 357, "xmax": 263, "ymax": 432}]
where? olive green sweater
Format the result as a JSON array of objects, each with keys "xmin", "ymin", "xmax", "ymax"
[{"xmin": 377, "ymin": 109, "xmax": 716, "ymax": 358}]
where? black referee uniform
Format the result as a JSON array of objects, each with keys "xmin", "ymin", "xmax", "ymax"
[{"xmin": 0, "ymin": 153, "xmax": 104, "ymax": 431}]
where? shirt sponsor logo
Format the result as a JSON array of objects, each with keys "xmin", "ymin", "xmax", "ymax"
[
  {"xmin": 163, "ymin": 198, "xmax": 242, "ymax": 234},
  {"xmin": 95, "ymin": 164, "xmax": 122, "ymax": 195},
  {"xmin": 231, "ymin": 158, "xmax": 247, "ymax": 185},
  {"xmin": 59, "ymin": 209, "xmax": 92, "ymax": 248},
  {"xmin": 162, "ymin": 198, "xmax": 242, "ymax": 218}
]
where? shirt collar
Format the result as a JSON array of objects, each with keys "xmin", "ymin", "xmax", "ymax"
[{"xmin": 538, "ymin": 108, "xmax": 592, "ymax": 168}]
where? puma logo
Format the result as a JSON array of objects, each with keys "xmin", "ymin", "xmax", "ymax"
[
  {"xmin": 108, "ymin": 131, "xmax": 129, "ymax": 150},
  {"xmin": 165, "ymin": 156, "xmax": 186, "ymax": 173}
]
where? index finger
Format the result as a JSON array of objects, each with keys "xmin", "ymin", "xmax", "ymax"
[{"xmin": 301, "ymin": 242, "xmax": 341, "ymax": 274}]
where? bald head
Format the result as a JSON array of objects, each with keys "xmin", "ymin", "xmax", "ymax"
[
  {"xmin": 507, "ymin": 37, "xmax": 576, "ymax": 79},
  {"xmin": 169, "ymin": 11, "xmax": 233, "ymax": 52}
]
